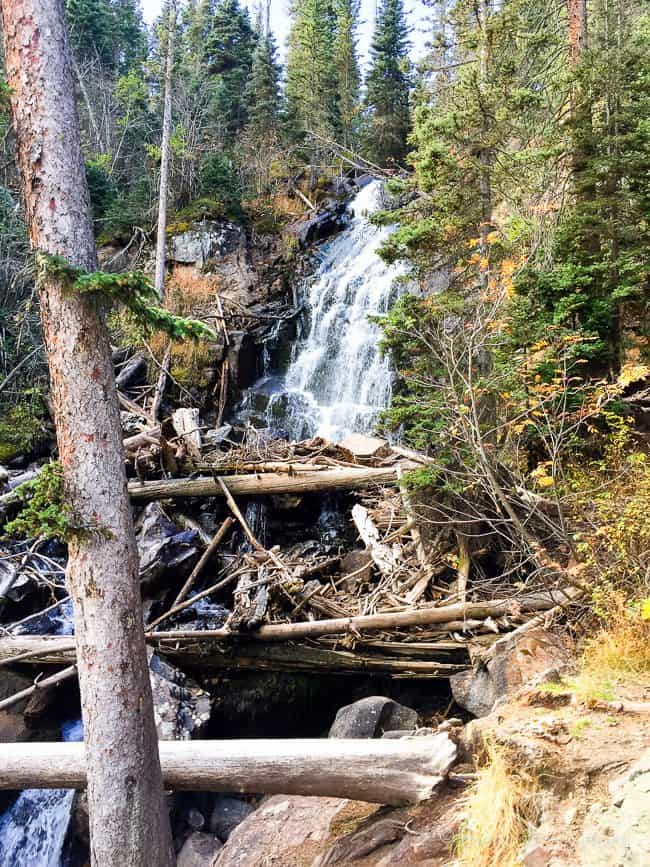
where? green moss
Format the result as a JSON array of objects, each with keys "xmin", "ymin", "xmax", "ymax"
[
  {"xmin": 4, "ymin": 461, "xmax": 71, "ymax": 541},
  {"xmin": 0, "ymin": 400, "xmax": 50, "ymax": 463}
]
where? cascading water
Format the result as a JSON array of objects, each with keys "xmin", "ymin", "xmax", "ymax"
[
  {"xmin": 241, "ymin": 180, "xmax": 408, "ymax": 442},
  {"xmin": 0, "ymin": 719, "xmax": 82, "ymax": 867}
]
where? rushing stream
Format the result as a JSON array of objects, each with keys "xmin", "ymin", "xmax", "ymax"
[
  {"xmin": 240, "ymin": 179, "xmax": 408, "ymax": 441},
  {"xmin": 0, "ymin": 720, "xmax": 82, "ymax": 867}
]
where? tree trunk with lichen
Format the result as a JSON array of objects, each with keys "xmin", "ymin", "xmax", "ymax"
[{"xmin": 0, "ymin": 2, "xmax": 174, "ymax": 865}]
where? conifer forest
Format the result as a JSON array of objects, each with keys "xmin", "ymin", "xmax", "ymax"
[{"xmin": 0, "ymin": 1, "xmax": 649, "ymax": 865}]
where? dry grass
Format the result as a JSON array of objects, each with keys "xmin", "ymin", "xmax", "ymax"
[{"xmin": 455, "ymin": 740, "xmax": 539, "ymax": 867}]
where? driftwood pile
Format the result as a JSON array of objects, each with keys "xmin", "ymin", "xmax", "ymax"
[{"xmin": 0, "ymin": 419, "xmax": 581, "ymax": 697}]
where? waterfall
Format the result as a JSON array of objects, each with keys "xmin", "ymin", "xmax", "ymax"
[
  {"xmin": 0, "ymin": 719, "xmax": 82, "ymax": 867},
  {"xmin": 251, "ymin": 180, "xmax": 408, "ymax": 442}
]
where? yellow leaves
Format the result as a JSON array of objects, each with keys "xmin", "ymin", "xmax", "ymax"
[
  {"xmin": 530, "ymin": 461, "xmax": 554, "ymax": 489},
  {"xmin": 641, "ymin": 599, "xmax": 650, "ymax": 622},
  {"xmin": 468, "ymin": 237, "xmax": 481, "ymax": 249},
  {"xmin": 617, "ymin": 363, "xmax": 650, "ymax": 389}
]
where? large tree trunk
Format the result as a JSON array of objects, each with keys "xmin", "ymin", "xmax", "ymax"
[
  {"xmin": 154, "ymin": 0, "xmax": 177, "ymax": 297},
  {"xmin": 0, "ymin": 736, "xmax": 459, "ymax": 807},
  {"xmin": 0, "ymin": 3, "xmax": 174, "ymax": 865}
]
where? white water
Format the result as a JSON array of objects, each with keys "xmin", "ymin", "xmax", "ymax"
[
  {"xmin": 0, "ymin": 719, "xmax": 82, "ymax": 867},
  {"xmin": 262, "ymin": 180, "xmax": 408, "ymax": 441}
]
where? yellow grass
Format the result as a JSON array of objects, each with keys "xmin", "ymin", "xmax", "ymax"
[{"xmin": 455, "ymin": 740, "xmax": 539, "ymax": 867}]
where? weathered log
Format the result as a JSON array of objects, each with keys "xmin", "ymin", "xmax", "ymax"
[
  {"xmin": 128, "ymin": 466, "xmax": 405, "ymax": 501},
  {"xmin": 0, "ymin": 635, "xmax": 468, "ymax": 678},
  {"xmin": 0, "ymin": 734, "xmax": 458, "ymax": 805},
  {"xmin": 172, "ymin": 408, "xmax": 202, "ymax": 461},
  {"xmin": 352, "ymin": 503, "xmax": 401, "ymax": 577},
  {"xmin": 0, "ymin": 589, "xmax": 578, "ymax": 670},
  {"xmin": 123, "ymin": 426, "xmax": 162, "ymax": 452}
]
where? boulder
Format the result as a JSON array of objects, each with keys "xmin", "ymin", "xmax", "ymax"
[
  {"xmin": 114, "ymin": 352, "xmax": 146, "ymax": 390},
  {"xmin": 208, "ymin": 795, "xmax": 255, "ymax": 841},
  {"xmin": 169, "ymin": 221, "xmax": 244, "ymax": 269},
  {"xmin": 178, "ymin": 832, "xmax": 223, "ymax": 867},
  {"xmin": 211, "ymin": 795, "xmax": 347, "ymax": 867},
  {"xmin": 149, "ymin": 652, "xmax": 211, "ymax": 740},
  {"xmin": 577, "ymin": 750, "xmax": 650, "ymax": 866},
  {"xmin": 450, "ymin": 628, "xmax": 570, "ymax": 717},
  {"xmin": 329, "ymin": 696, "xmax": 418, "ymax": 739},
  {"xmin": 135, "ymin": 502, "xmax": 200, "ymax": 586},
  {"xmin": 289, "ymin": 203, "xmax": 349, "ymax": 247}
]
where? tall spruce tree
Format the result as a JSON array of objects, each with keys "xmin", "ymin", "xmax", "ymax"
[
  {"xmin": 333, "ymin": 0, "xmax": 361, "ymax": 148},
  {"xmin": 285, "ymin": 0, "xmax": 339, "ymax": 145},
  {"xmin": 362, "ymin": 0, "xmax": 411, "ymax": 165},
  {"xmin": 245, "ymin": 28, "xmax": 281, "ymax": 141},
  {"xmin": 203, "ymin": 0, "xmax": 256, "ymax": 138}
]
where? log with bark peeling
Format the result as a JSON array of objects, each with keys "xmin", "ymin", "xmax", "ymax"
[
  {"xmin": 128, "ymin": 466, "xmax": 407, "ymax": 501},
  {"xmin": 0, "ymin": 636, "xmax": 469, "ymax": 677},
  {"xmin": 352, "ymin": 503, "xmax": 401, "ymax": 577},
  {"xmin": 0, "ymin": 734, "xmax": 458, "ymax": 806}
]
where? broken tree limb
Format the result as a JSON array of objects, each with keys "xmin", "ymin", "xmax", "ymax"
[
  {"xmin": 0, "ymin": 664, "xmax": 77, "ymax": 712},
  {"xmin": 0, "ymin": 734, "xmax": 458, "ymax": 805},
  {"xmin": 170, "ymin": 516, "xmax": 235, "ymax": 608},
  {"xmin": 352, "ymin": 503, "xmax": 401, "ymax": 577},
  {"xmin": 123, "ymin": 426, "xmax": 162, "ymax": 452},
  {"xmin": 127, "ymin": 466, "xmax": 407, "ymax": 501}
]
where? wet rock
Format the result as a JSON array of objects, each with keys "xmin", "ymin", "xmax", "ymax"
[
  {"xmin": 178, "ymin": 832, "xmax": 223, "ymax": 867},
  {"xmin": 329, "ymin": 696, "xmax": 418, "ymax": 739},
  {"xmin": 0, "ymin": 465, "xmax": 9, "ymax": 490},
  {"xmin": 578, "ymin": 751, "xmax": 650, "ymax": 865},
  {"xmin": 136, "ymin": 502, "xmax": 200, "ymax": 585},
  {"xmin": 209, "ymin": 795, "xmax": 255, "ymax": 841},
  {"xmin": 149, "ymin": 652, "xmax": 211, "ymax": 740},
  {"xmin": 0, "ymin": 671, "xmax": 32, "ymax": 742},
  {"xmin": 227, "ymin": 331, "xmax": 259, "ymax": 396},
  {"xmin": 289, "ymin": 202, "xmax": 349, "ymax": 247},
  {"xmin": 204, "ymin": 425, "xmax": 233, "ymax": 448},
  {"xmin": 169, "ymin": 221, "xmax": 244, "ymax": 268},
  {"xmin": 115, "ymin": 352, "xmax": 146, "ymax": 390},
  {"xmin": 450, "ymin": 628, "xmax": 570, "ymax": 718},
  {"xmin": 212, "ymin": 795, "xmax": 346, "ymax": 867}
]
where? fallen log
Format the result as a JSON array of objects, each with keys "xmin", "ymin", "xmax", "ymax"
[
  {"xmin": 0, "ymin": 635, "xmax": 468, "ymax": 677},
  {"xmin": 0, "ymin": 734, "xmax": 458, "ymax": 805},
  {"xmin": 128, "ymin": 466, "xmax": 405, "ymax": 501},
  {"xmin": 0, "ymin": 589, "xmax": 579, "ymax": 667}
]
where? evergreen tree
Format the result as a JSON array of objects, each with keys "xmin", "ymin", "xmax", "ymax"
[
  {"xmin": 333, "ymin": 0, "xmax": 361, "ymax": 148},
  {"xmin": 362, "ymin": 0, "xmax": 411, "ymax": 165},
  {"xmin": 245, "ymin": 29, "xmax": 281, "ymax": 141},
  {"xmin": 285, "ymin": 0, "xmax": 339, "ymax": 144},
  {"xmin": 203, "ymin": 0, "xmax": 256, "ymax": 138}
]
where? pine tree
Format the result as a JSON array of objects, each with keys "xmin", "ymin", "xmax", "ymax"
[
  {"xmin": 362, "ymin": 0, "xmax": 411, "ymax": 166},
  {"xmin": 203, "ymin": 0, "xmax": 256, "ymax": 137},
  {"xmin": 245, "ymin": 29, "xmax": 281, "ymax": 141},
  {"xmin": 285, "ymin": 0, "xmax": 339, "ymax": 144},
  {"xmin": 333, "ymin": 0, "xmax": 361, "ymax": 148}
]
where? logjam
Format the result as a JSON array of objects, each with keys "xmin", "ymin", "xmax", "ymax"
[{"xmin": 0, "ymin": 734, "xmax": 458, "ymax": 806}]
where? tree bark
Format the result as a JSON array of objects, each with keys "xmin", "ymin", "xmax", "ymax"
[
  {"xmin": 128, "ymin": 465, "xmax": 406, "ymax": 500},
  {"xmin": 154, "ymin": 0, "xmax": 177, "ymax": 297},
  {"xmin": 0, "ymin": 3, "xmax": 174, "ymax": 865},
  {"xmin": 567, "ymin": 0, "xmax": 588, "ymax": 68},
  {"xmin": 0, "ymin": 735, "xmax": 458, "ymax": 806}
]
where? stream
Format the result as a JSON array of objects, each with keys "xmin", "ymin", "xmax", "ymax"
[{"xmin": 0, "ymin": 178, "xmax": 408, "ymax": 865}]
